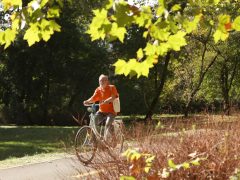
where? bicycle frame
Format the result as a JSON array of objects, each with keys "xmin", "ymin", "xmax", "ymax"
[
  {"xmin": 74, "ymin": 104, "xmax": 126, "ymax": 164},
  {"xmin": 87, "ymin": 104, "xmax": 123, "ymax": 148}
]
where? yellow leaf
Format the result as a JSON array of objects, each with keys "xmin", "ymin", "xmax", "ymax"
[
  {"xmin": 3, "ymin": 29, "xmax": 17, "ymax": 49},
  {"xmin": 114, "ymin": 59, "xmax": 127, "ymax": 75},
  {"xmin": 40, "ymin": 0, "xmax": 49, "ymax": 7},
  {"xmin": 47, "ymin": 7, "xmax": 61, "ymax": 18},
  {"xmin": 167, "ymin": 31, "xmax": 187, "ymax": 51},
  {"xmin": 110, "ymin": 23, "xmax": 126, "ymax": 42},
  {"xmin": 0, "ymin": 32, "xmax": 4, "ymax": 45},
  {"xmin": 213, "ymin": 29, "xmax": 229, "ymax": 43},
  {"xmin": 171, "ymin": 4, "xmax": 181, "ymax": 12},
  {"xmin": 232, "ymin": 16, "xmax": 240, "ymax": 31},
  {"xmin": 136, "ymin": 48, "xmax": 144, "ymax": 60},
  {"xmin": 23, "ymin": 23, "xmax": 40, "ymax": 46},
  {"xmin": 144, "ymin": 43, "xmax": 158, "ymax": 56},
  {"xmin": 12, "ymin": 18, "xmax": 20, "ymax": 30},
  {"xmin": 49, "ymin": 20, "xmax": 61, "ymax": 32},
  {"xmin": 2, "ymin": 0, "xmax": 22, "ymax": 10},
  {"xmin": 124, "ymin": 59, "xmax": 137, "ymax": 76}
]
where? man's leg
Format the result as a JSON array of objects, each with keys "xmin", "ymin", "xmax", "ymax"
[
  {"xmin": 90, "ymin": 112, "xmax": 105, "ymax": 136},
  {"xmin": 104, "ymin": 114, "xmax": 116, "ymax": 146}
]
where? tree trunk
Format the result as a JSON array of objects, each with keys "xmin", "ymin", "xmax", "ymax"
[
  {"xmin": 220, "ymin": 58, "xmax": 238, "ymax": 116},
  {"xmin": 183, "ymin": 53, "xmax": 218, "ymax": 117},
  {"xmin": 144, "ymin": 52, "xmax": 171, "ymax": 121},
  {"xmin": 42, "ymin": 76, "xmax": 50, "ymax": 125}
]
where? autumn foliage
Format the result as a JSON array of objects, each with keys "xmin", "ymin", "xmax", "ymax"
[{"xmin": 85, "ymin": 116, "xmax": 240, "ymax": 179}]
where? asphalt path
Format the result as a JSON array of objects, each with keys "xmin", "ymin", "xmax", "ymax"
[{"xmin": 0, "ymin": 155, "xmax": 96, "ymax": 180}]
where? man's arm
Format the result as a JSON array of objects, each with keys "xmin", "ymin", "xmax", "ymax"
[
  {"xmin": 83, "ymin": 98, "xmax": 95, "ymax": 106},
  {"xmin": 102, "ymin": 95, "xmax": 116, "ymax": 104}
]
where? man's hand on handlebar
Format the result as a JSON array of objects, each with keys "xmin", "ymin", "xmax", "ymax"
[{"xmin": 83, "ymin": 100, "xmax": 93, "ymax": 106}]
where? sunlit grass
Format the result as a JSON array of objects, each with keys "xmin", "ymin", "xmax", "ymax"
[{"xmin": 0, "ymin": 126, "xmax": 79, "ymax": 161}]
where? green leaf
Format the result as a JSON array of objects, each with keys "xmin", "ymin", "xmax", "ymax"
[
  {"xmin": 12, "ymin": 18, "xmax": 20, "ymax": 30},
  {"xmin": 150, "ymin": 25, "xmax": 170, "ymax": 41},
  {"xmin": 23, "ymin": 23, "xmax": 40, "ymax": 46},
  {"xmin": 182, "ymin": 162, "xmax": 190, "ymax": 169},
  {"xmin": 105, "ymin": 0, "xmax": 113, "ymax": 9},
  {"xmin": 2, "ymin": 0, "xmax": 22, "ymax": 11},
  {"xmin": 40, "ymin": 0, "xmax": 49, "ymax": 7},
  {"xmin": 213, "ymin": 29, "xmax": 229, "ymax": 43},
  {"xmin": 157, "ymin": 42, "xmax": 170, "ymax": 56},
  {"xmin": 171, "ymin": 4, "xmax": 181, "ymax": 12},
  {"xmin": 135, "ymin": 59, "xmax": 153, "ymax": 77},
  {"xmin": 0, "ymin": 32, "xmax": 4, "ymax": 45},
  {"xmin": 122, "ymin": 148, "xmax": 131, "ymax": 158},
  {"xmin": 158, "ymin": 0, "xmax": 165, "ymax": 9},
  {"xmin": 86, "ymin": 9, "xmax": 110, "ymax": 41},
  {"xmin": 183, "ymin": 14, "xmax": 202, "ymax": 33},
  {"xmin": 120, "ymin": 176, "xmax": 136, "ymax": 180},
  {"xmin": 143, "ymin": 31, "xmax": 148, "ymax": 38},
  {"xmin": 156, "ymin": 6, "xmax": 164, "ymax": 16},
  {"xmin": 216, "ymin": 14, "xmax": 230, "ymax": 32},
  {"xmin": 144, "ymin": 43, "xmax": 157, "ymax": 56},
  {"xmin": 168, "ymin": 159, "xmax": 177, "ymax": 170},
  {"xmin": 130, "ymin": 150, "xmax": 141, "ymax": 161},
  {"xmin": 169, "ymin": 20, "xmax": 178, "ymax": 33},
  {"xmin": 191, "ymin": 158, "xmax": 201, "ymax": 166},
  {"xmin": 146, "ymin": 155, "xmax": 155, "ymax": 163},
  {"xmin": 167, "ymin": 31, "xmax": 187, "ymax": 51},
  {"xmin": 144, "ymin": 166, "xmax": 151, "ymax": 173},
  {"xmin": 232, "ymin": 16, "xmax": 240, "ymax": 31},
  {"xmin": 3, "ymin": 29, "xmax": 17, "ymax": 49},
  {"xmin": 134, "ymin": 6, "xmax": 152, "ymax": 28},
  {"xmin": 218, "ymin": 14, "xmax": 230, "ymax": 25},
  {"xmin": 47, "ymin": 6, "xmax": 61, "ymax": 18},
  {"xmin": 114, "ymin": 59, "xmax": 127, "ymax": 75},
  {"xmin": 110, "ymin": 23, "xmax": 126, "ymax": 42},
  {"xmin": 49, "ymin": 20, "xmax": 61, "ymax": 32},
  {"xmin": 114, "ymin": 1, "xmax": 134, "ymax": 27},
  {"xmin": 125, "ymin": 59, "xmax": 138, "ymax": 76},
  {"xmin": 137, "ymin": 48, "xmax": 144, "ymax": 60}
]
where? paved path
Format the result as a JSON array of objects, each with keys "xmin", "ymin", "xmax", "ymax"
[{"xmin": 0, "ymin": 156, "xmax": 95, "ymax": 180}]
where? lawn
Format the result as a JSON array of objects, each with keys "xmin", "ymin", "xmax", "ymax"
[
  {"xmin": 0, "ymin": 114, "xmax": 238, "ymax": 171},
  {"xmin": 0, "ymin": 126, "xmax": 79, "ymax": 161}
]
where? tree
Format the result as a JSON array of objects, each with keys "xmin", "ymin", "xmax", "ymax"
[
  {"xmin": 0, "ymin": 0, "xmax": 111, "ymax": 125},
  {"xmin": 86, "ymin": 0, "xmax": 240, "ymax": 118},
  {"xmin": 87, "ymin": 0, "xmax": 240, "ymax": 78}
]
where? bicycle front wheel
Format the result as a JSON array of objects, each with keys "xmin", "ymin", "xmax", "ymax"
[{"xmin": 75, "ymin": 126, "xmax": 97, "ymax": 164}]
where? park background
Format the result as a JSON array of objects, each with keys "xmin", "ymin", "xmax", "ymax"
[
  {"xmin": 1, "ymin": 0, "xmax": 240, "ymax": 179},
  {"xmin": 1, "ymin": 0, "xmax": 240, "ymax": 126}
]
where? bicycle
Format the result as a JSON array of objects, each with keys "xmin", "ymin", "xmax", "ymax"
[{"xmin": 74, "ymin": 103, "xmax": 126, "ymax": 164}]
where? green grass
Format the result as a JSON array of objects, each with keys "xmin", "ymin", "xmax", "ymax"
[{"xmin": 0, "ymin": 126, "xmax": 79, "ymax": 161}]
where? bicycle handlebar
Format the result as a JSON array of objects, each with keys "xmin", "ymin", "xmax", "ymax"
[
  {"xmin": 84, "ymin": 102, "xmax": 100, "ymax": 107},
  {"xmin": 83, "ymin": 103, "xmax": 94, "ymax": 107}
]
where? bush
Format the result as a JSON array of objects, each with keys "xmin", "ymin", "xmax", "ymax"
[{"xmin": 76, "ymin": 116, "xmax": 240, "ymax": 179}]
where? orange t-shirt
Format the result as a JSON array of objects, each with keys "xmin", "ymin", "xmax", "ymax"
[{"xmin": 90, "ymin": 85, "xmax": 119, "ymax": 115}]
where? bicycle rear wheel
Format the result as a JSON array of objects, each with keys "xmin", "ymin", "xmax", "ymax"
[{"xmin": 75, "ymin": 126, "xmax": 97, "ymax": 164}]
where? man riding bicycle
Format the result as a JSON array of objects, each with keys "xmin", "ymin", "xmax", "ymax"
[{"xmin": 83, "ymin": 74, "xmax": 119, "ymax": 147}]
